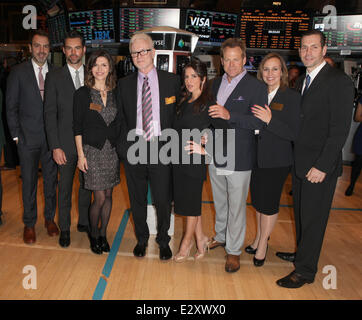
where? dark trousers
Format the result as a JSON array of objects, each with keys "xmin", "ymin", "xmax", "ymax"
[
  {"xmin": 292, "ymin": 168, "xmax": 338, "ymax": 280},
  {"xmin": 58, "ymin": 153, "xmax": 91, "ymax": 231},
  {"xmin": 17, "ymin": 141, "xmax": 57, "ymax": 227},
  {"xmin": 0, "ymin": 149, "xmax": 2, "ymax": 215},
  {"xmin": 124, "ymin": 161, "xmax": 171, "ymax": 247}
]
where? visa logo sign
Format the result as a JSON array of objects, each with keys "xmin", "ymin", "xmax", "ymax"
[{"xmin": 190, "ymin": 16, "xmax": 211, "ymax": 27}]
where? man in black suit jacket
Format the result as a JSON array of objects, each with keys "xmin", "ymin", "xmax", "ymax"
[
  {"xmin": 6, "ymin": 30, "xmax": 58, "ymax": 244},
  {"xmin": 207, "ymin": 38, "xmax": 267, "ymax": 273},
  {"xmin": 117, "ymin": 32, "xmax": 180, "ymax": 260},
  {"xmin": 276, "ymin": 30, "xmax": 355, "ymax": 288},
  {"xmin": 44, "ymin": 31, "xmax": 91, "ymax": 248}
]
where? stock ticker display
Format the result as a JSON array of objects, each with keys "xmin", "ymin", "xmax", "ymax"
[
  {"xmin": 47, "ymin": 13, "xmax": 67, "ymax": 47},
  {"xmin": 69, "ymin": 9, "xmax": 115, "ymax": 44},
  {"xmin": 313, "ymin": 15, "xmax": 362, "ymax": 51},
  {"xmin": 185, "ymin": 9, "xmax": 238, "ymax": 46},
  {"xmin": 119, "ymin": 8, "xmax": 180, "ymax": 42},
  {"xmin": 240, "ymin": 8, "xmax": 310, "ymax": 50}
]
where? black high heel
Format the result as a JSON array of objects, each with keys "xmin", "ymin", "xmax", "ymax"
[
  {"xmin": 253, "ymin": 244, "xmax": 268, "ymax": 267},
  {"xmin": 245, "ymin": 237, "xmax": 270, "ymax": 255},
  {"xmin": 90, "ymin": 236, "xmax": 102, "ymax": 255},
  {"xmin": 99, "ymin": 236, "xmax": 110, "ymax": 253}
]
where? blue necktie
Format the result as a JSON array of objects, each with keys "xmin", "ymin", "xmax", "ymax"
[{"xmin": 303, "ymin": 75, "xmax": 311, "ymax": 95}]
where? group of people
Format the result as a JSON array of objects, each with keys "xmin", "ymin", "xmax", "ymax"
[{"xmin": 1, "ymin": 27, "xmax": 356, "ymax": 289}]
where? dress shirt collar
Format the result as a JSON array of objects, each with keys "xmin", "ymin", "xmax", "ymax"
[
  {"xmin": 222, "ymin": 69, "xmax": 247, "ymax": 85},
  {"xmin": 31, "ymin": 58, "xmax": 48, "ymax": 74},
  {"xmin": 306, "ymin": 61, "xmax": 326, "ymax": 83},
  {"xmin": 138, "ymin": 66, "xmax": 157, "ymax": 82}
]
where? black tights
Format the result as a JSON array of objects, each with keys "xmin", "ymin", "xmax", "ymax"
[
  {"xmin": 349, "ymin": 154, "xmax": 362, "ymax": 188},
  {"xmin": 89, "ymin": 188, "xmax": 113, "ymax": 238}
]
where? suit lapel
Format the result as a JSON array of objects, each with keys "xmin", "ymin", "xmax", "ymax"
[
  {"xmin": 26, "ymin": 60, "xmax": 42, "ymax": 102},
  {"xmin": 129, "ymin": 72, "xmax": 138, "ymax": 129},
  {"xmin": 63, "ymin": 65, "xmax": 76, "ymax": 93},
  {"xmin": 224, "ymin": 73, "xmax": 248, "ymax": 108},
  {"xmin": 157, "ymin": 70, "xmax": 166, "ymax": 127}
]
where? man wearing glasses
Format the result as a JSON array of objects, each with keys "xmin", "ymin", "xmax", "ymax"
[{"xmin": 116, "ymin": 32, "xmax": 180, "ymax": 260}]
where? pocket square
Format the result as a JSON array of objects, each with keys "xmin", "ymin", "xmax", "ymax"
[
  {"xmin": 89, "ymin": 103, "xmax": 102, "ymax": 112},
  {"xmin": 165, "ymin": 96, "xmax": 176, "ymax": 105},
  {"xmin": 270, "ymin": 102, "xmax": 284, "ymax": 111},
  {"xmin": 234, "ymin": 96, "xmax": 244, "ymax": 101}
]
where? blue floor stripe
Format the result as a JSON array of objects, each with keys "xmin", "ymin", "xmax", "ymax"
[
  {"xmin": 92, "ymin": 209, "xmax": 130, "ymax": 300},
  {"xmin": 202, "ymin": 201, "xmax": 362, "ymax": 212}
]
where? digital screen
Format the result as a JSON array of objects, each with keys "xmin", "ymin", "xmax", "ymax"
[
  {"xmin": 240, "ymin": 8, "xmax": 310, "ymax": 50},
  {"xmin": 69, "ymin": 9, "xmax": 115, "ymax": 44},
  {"xmin": 47, "ymin": 13, "xmax": 67, "ymax": 47},
  {"xmin": 313, "ymin": 15, "xmax": 362, "ymax": 51},
  {"xmin": 119, "ymin": 8, "xmax": 180, "ymax": 42},
  {"xmin": 184, "ymin": 9, "xmax": 237, "ymax": 46}
]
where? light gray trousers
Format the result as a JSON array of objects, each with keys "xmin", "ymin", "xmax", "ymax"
[{"xmin": 208, "ymin": 164, "xmax": 251, "ymax": 256}]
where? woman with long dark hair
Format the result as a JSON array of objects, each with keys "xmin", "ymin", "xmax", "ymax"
[
  {"xmin": 173, "ymin": 58, "xmax": 227, "ymax": 262},
  {"xmin": 73, "ymin": 50, "xmax": 121, "ymax": 254}
]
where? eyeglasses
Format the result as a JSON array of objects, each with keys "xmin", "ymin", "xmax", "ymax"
[{"xmin": 130, "ymin": 49, "xmax": 152, "ymax": 58}]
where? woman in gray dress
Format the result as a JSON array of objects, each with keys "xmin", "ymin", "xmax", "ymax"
[{"xmin": 73, "ymin": 50, "xmax": 121, "ymax": 254}]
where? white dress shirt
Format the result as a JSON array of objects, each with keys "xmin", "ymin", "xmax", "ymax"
[
  {"xmin": 302, "ymin": 61, "xmax": 326, "ymax": 93},
  {"xmin": 67, "ymin": 64, "xmax": 84, "ymax": 88}
]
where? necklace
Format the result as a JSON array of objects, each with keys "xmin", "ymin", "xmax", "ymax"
[{"xmin": 93, "ymin": 86, "xmax": 107, "ymax": 98}]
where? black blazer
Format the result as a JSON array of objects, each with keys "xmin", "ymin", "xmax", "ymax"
[
  {"xmin": 116, "ymin": 69, "xmax": 181, "ymax": 160},
  {"xmin": 73, "ymin": 86, "xmax": 121, "ymax": 150},
  {"xmin": 6, "ymin": 60, "xmax": 54, "ymax": 146},
  {"xmin": 44, "ymin": 65, "xmax": 84, "ymax": 157},
  {"xmin": 256, "ymin": 87, "xmax": 301, "ymax": 168},
  {"xmin": 294, "ymin": 63, "xmax": 354, "ymax": 178},
  {"xmin": 212, "ymin": 73, "xmax": 268, "ymax": 171}
]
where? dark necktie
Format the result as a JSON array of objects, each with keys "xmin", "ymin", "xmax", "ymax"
[
  {"xmin": 38, "ymin": 66, "xmax": 44, "ymax": 100},
  {"xmin": 142, "ymin": 76, "xmax": 153, "ymax": 141},
  {"xmin": 303, "ymin": 74, "xmax": 311, "ymax": 95}
]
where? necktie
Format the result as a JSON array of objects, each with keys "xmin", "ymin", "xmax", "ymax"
[
  {"xmin": 142, "ymin": 76, "xmax": 153, "ymax": 141},
  {"xmin": 38, "ymin": 66, "xmax": 44, "ymax": 100},
  {"xmin": 74, "ymin": 70, "xmax": 81, "ymax": 90},
  {"xmin": 303, "ymin": 74, "xmax": 311, "ymax": 95}
]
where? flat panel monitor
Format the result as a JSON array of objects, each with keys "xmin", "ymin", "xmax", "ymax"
[
  {"xmin": 313, "ymin": 15, "xmax": 362, "ymax": 52},
  {"xmin": 184, "ymin": 9, "xmax": 238, "ymax": 46},
  {"xmin": 240, "ymin": 8, "xmax": 311, "ymax": 50},
  {"xmin": 69, "ymin": 9, "xmax": 115, "ymax": 44},
  {"xmin": 47, "ymin": 13, "xmax": 67, "ymax": 47},
  {"xmin": 119, "ymin": 8, "xmax": 180, "ymax": 43}
]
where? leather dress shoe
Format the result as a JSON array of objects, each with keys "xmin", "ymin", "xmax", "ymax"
[
  {"xmin": 89, "ymin": 236, "xmax": 102, "ymax": 254},
  {"xmin": 209, "ymin": 238, "xmax": 226, "ymax": 250},
  {"xmin": 45, "ymin": 220, "xmax": 59, "ymax": 236},
  {"xmin": 276, "ymin": 271, "xmax": 314, "ymax": 289},
  {"xmin": 99, "ymin": 236, "xmax": 110, "ymax": 253},
  {"xmin": 276, "ymin": 251, "xmax": 296, "ymax": 262},
  {"xmin": 133, "ymin": 243, "xmax": 147, "ymax": 257},
  {"xmin": 159, "ymin": 245, "xmax": 172, "ymax": 260},
  {"xmin": 59, "ymin": 231, "xmax": 70, "ymax": 248},
  {"xmin": 77, "ymin": 224, "xmax": 89, "ymax": 233},
  {"xmin": 23, "ymin": 226, "xmax": 36, "ymax": 244},
  {"xmin": 225, "ymin": 254, "xmax": 240, "ymax": 273}
]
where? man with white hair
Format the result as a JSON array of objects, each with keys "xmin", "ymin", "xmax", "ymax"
[{"xmin": 117, "ymin": 32, "xmax": 181, "ymax": 260}]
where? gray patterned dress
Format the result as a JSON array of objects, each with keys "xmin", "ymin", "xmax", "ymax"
[{"xmin": 83, "ymin": 89, "xmax": 120, "ymax": 190}]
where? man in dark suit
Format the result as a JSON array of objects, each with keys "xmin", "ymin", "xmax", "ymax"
[
  {"xmin": 117, "ymin": 32, "xmax": 180, "ymax": 260},
  {"xmin": 44, "ymin": 31, "xmax": 91, "ymax": 248},
  {"xmin": 207, "ymin": 38, "xmax": 267, "ymax": 273},
  {"xmin": 276, "ymin": 30, "xmax": 355, "ymax": 288},
  {"xmin": 6, "ymin": 30, "xmax": 58, "ymax": 244}
]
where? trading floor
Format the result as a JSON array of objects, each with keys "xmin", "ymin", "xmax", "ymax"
[{"xmin": 0, "ymin": 164, "xmax": 360, "ymax": 300}]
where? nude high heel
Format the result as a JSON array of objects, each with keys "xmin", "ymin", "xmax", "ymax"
[
  {"xmin": 195, "ymin": 238, "xmax": 211, "ymax": 260},
  {"xmin": 174, "ymin": 243, "xmax": 193, "ymax": 263}
]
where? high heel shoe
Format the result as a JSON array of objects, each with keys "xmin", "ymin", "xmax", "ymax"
[
  {"xmin": 174, "ymin": 243, "xmax": 193, "ymax": 263},
  {"xmin": 253, "ymin": 244, "xmax": 268, "ymax": 267},
  {"xmin": 195, "ymin": 238, "xmax": 211, "ymax": 260},
  {"xmin": 245, "ymin": 237, "xmax": 270, "ymax": 255},
  {"xmin": 90, "ymin": 236, "xmax": 102, "ymax": 255},
  {"xmin": 99, "ymin": 236, "xmax": 110, "ymax": 253}
]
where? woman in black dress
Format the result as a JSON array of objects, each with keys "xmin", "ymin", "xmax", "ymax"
[
  {"xmin": 73, "ymin": 50, "xmax": 121, "ymax": 254},
  {"xmin": 173, "ymin": 58, "xmax": 227, "ymax": 262},
  {"xmin": 244, "ymin": 53, "xmax": 301, "ymax": 266}
]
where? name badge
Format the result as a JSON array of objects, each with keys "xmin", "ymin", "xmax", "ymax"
[
  {"xmin": 165, "ymin": 96, "xmax": 176, "ymax": 105},
  {"xmin": 270, "ymin": 102, "xmax": 284, "ymax": 111},
  {"xmin": 90, "ymin": 103, "xmax": 102, "ymax": 112}
]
